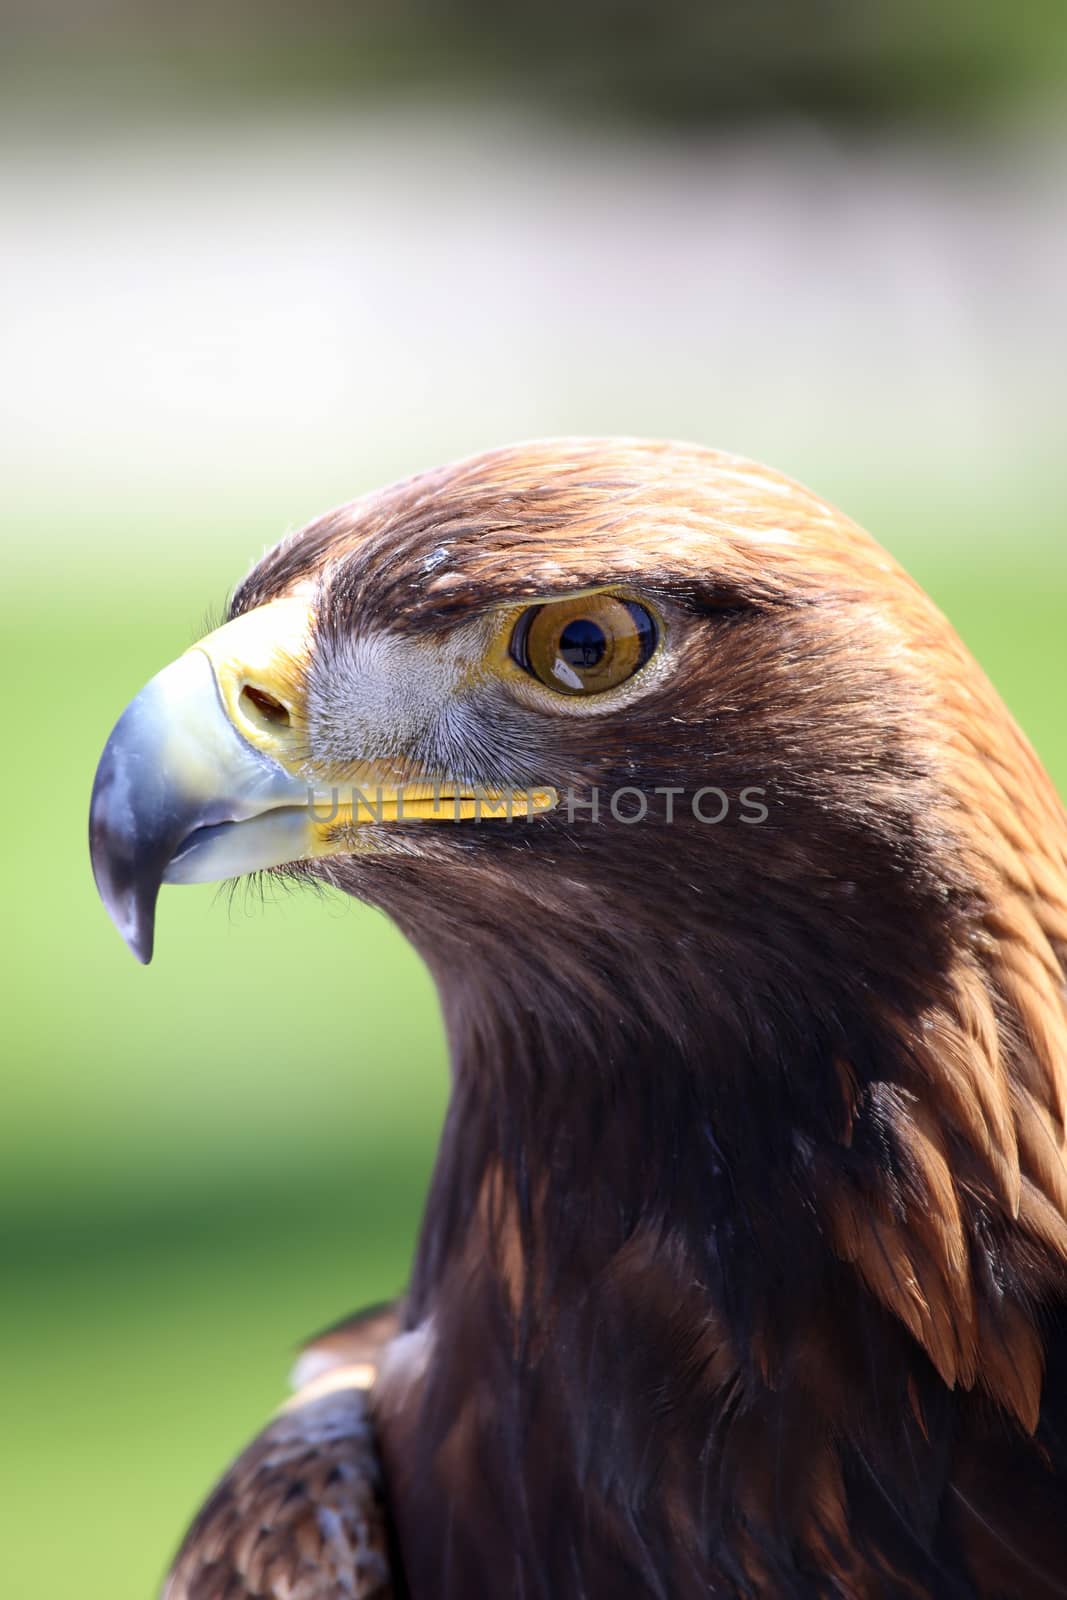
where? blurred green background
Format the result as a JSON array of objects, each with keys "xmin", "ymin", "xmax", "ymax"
[{"xmin": 2, "ymin": 3, "xmax": 1066, "ymax": 1597}]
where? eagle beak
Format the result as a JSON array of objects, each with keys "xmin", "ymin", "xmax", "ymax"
[
  {"xmin": 88, "ymin": 598, "xmax": 316, "ymax": 965},
  {"xmin": 89, "ymin": 595, "xmax": 557, "ymax": 964}
]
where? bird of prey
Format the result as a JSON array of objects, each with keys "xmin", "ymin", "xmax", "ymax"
[{"xmin": 89, "ymin": 439, "xmax": 1067, "ymax": 1599}]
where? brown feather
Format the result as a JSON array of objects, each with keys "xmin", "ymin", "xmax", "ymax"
[{"xmin": 162, "ymin": 1375, "xmax": 392, "ymax": 1600}]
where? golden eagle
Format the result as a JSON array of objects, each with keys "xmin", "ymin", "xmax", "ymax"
[{"xmin": 90, "ymin": 440, "xmax": 1067, "ymax": 1598}]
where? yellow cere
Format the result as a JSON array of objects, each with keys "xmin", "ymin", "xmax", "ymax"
[{"xmin": 192, "ymin": 594, "xmax": 313, "ymax": 759}]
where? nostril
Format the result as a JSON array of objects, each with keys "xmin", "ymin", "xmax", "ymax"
[{"xmin": 240, "ymin": 684, "xmax": 292, "ymax": 729}]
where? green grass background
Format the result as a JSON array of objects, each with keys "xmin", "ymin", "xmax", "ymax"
[{"xmin": 3, "ymin": 472, "xmax": 1065, "ymax": 1598}]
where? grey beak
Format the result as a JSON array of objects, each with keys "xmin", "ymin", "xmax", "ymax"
[{"xmin": 89, "ymin": 649, "xmax": 308, "ymax": 963}]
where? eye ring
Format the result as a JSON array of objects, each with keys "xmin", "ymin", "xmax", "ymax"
[{"xmin": 510, "ymin": 594, "xmax": 658, "ymax": 696}]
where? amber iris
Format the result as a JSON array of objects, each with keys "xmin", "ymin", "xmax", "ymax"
[{"xmin": 511, "ymin": 594, "xmax": 657, "ymax": 695}]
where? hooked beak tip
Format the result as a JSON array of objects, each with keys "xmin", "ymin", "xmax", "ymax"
[
  {"xmin": 88, "ymin": 803, "xmax": 160, "ymax": 965},
  {"xmin": 110, "ymin": 888, "xmax": 156, "ymax": 965}
]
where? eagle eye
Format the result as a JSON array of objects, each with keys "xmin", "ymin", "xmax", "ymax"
[{"xmin": 510, "ymin": 594, "xmax": 657, "ymax": 696}]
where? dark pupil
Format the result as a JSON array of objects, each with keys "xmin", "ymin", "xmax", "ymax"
[{"xmin": 558, "ymin": 617, "xmax": 607, "ymax": 670}]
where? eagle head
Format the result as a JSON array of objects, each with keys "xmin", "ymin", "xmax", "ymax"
[{"xmin": 90, "ymin": 439, "xmax": 1067, "ymax": 1598}]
